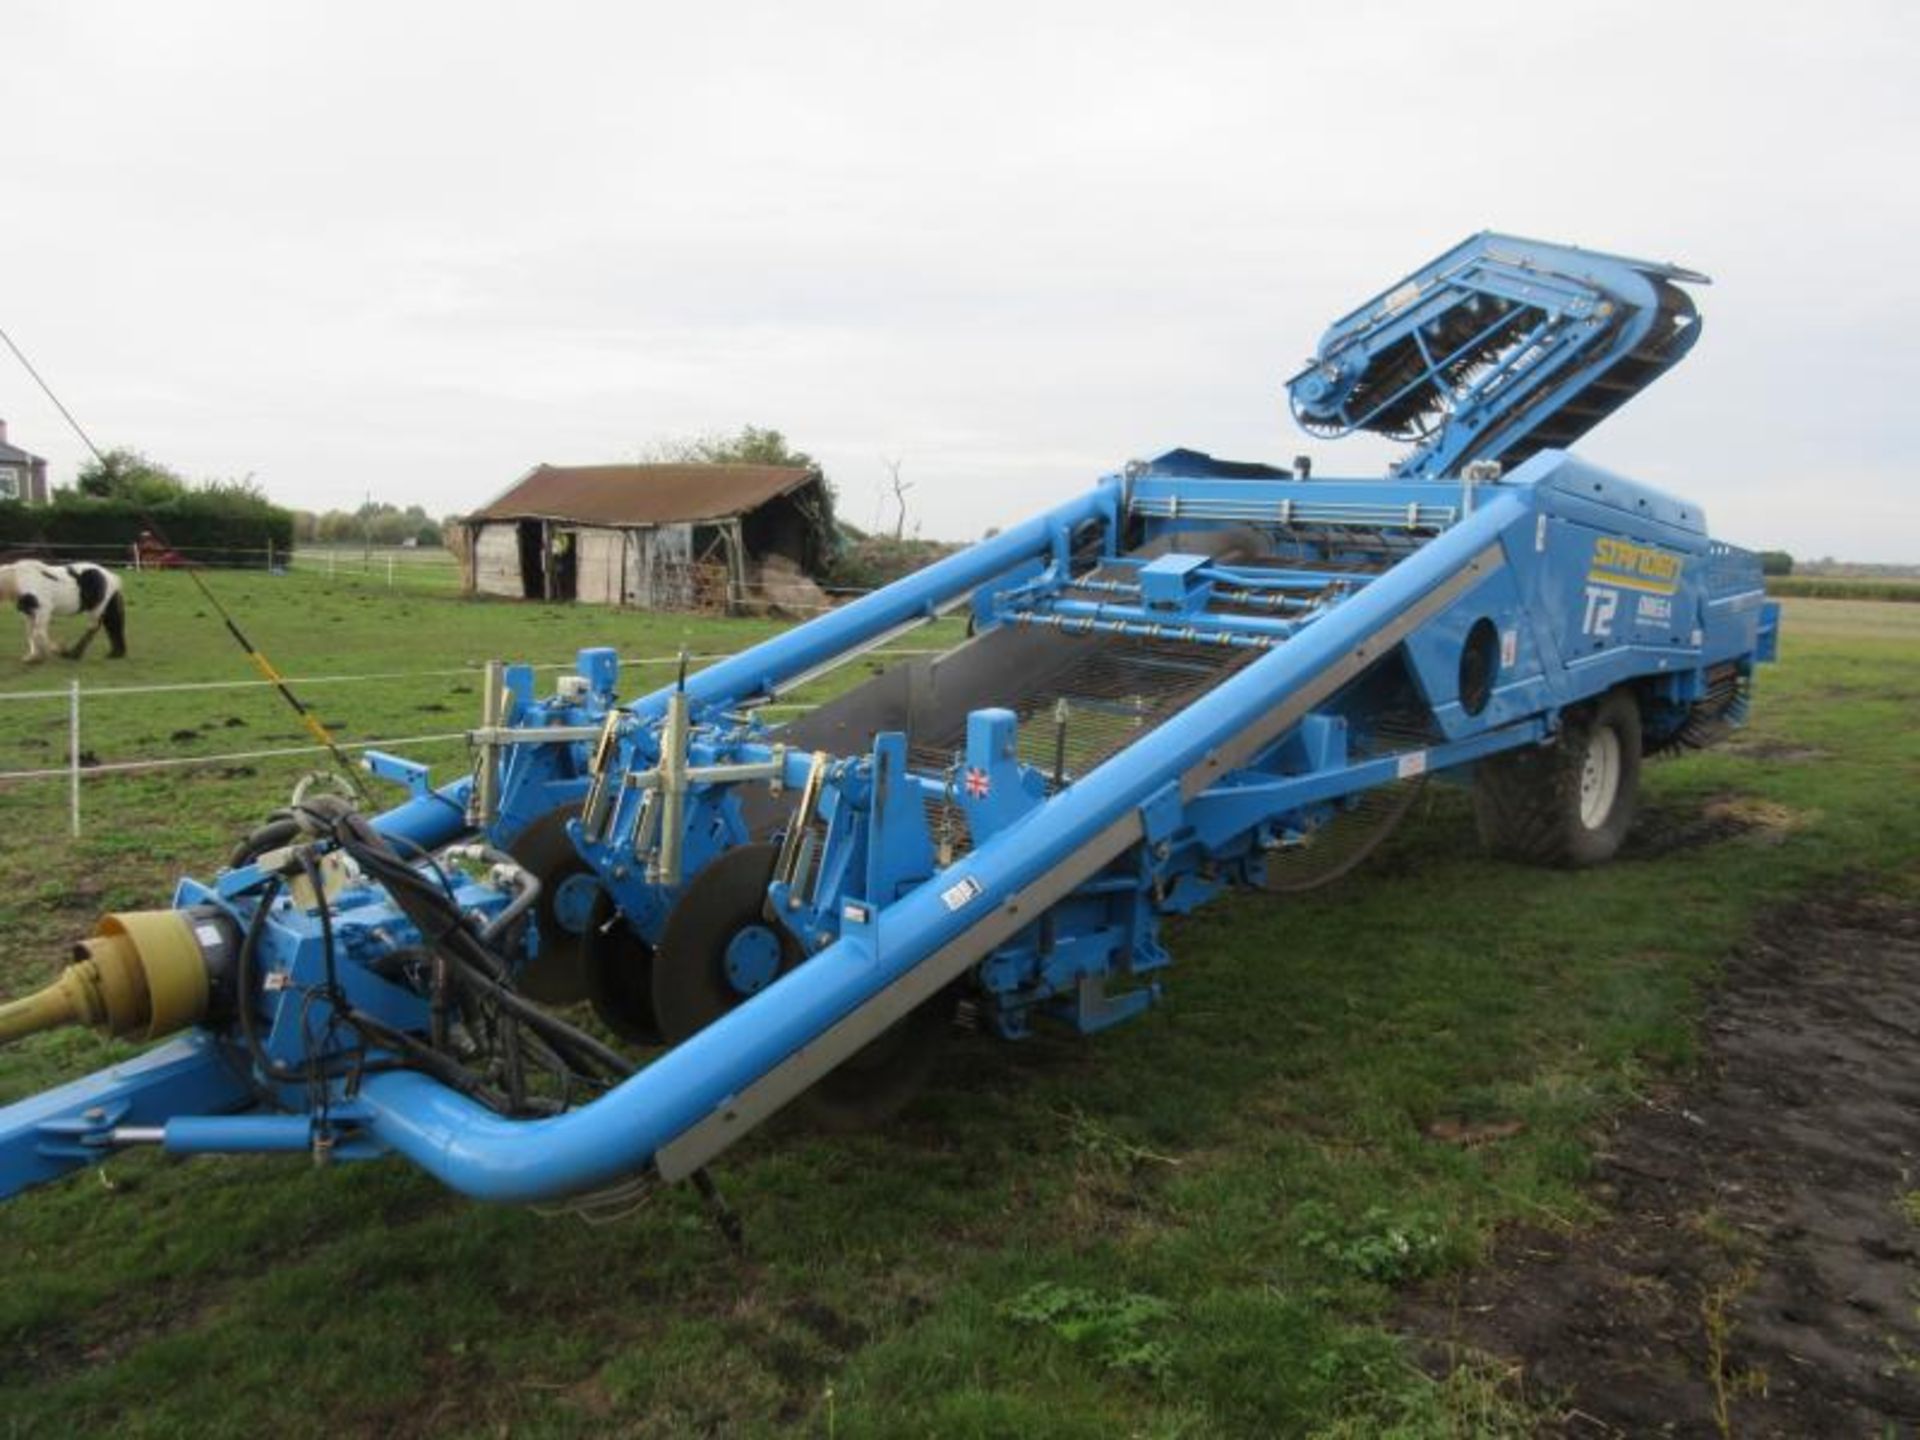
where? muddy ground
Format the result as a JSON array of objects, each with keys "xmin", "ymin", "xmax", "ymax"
[{"xmin": 1403, "ymin": 885, "xmax": 1920, "ymax": 1436}]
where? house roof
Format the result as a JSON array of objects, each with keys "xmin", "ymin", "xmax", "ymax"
[
  {"xmin": 0, "ymin": 441, "xmax": 40, "ymax": 465},
  {"xmin": 466, "ymin": 463, "xmax": 818, "ymax": 527}
]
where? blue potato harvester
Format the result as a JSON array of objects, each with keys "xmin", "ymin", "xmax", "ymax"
[{"xmin": 0, "ymin": 235, "xmax": 1778, "ymax": 1216}]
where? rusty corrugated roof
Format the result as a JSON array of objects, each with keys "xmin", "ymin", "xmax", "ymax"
[{"xmin": 466, "ymin": 463, "xmax": 817, "ymax": 526}]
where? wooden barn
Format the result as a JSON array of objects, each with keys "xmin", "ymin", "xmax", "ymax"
[{"xmin": 449, "ymin": 463, "xmax": 835, "ymax": 611}]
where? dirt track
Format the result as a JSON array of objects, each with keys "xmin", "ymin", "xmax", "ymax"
[{"xmin": 1404, "ymin": 886, "xmax": 1920, "ymax": 1436}]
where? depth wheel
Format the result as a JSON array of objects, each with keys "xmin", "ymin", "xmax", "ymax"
[
  {"xmin": 506, "ymin": 805, "xmax": 597, "ymax": 1003},
  {"xmin": 652, "ymin": 843, "xmax": 801, "ymax": 1044},
  {"xmin": 1472, "ymin": 689, "xmax": 1643, "ymax": 868},
  {"xmin": 799, "ymin": 987, "xmax": 958, "ymax": 1132},
  {"xmin": 1254, "ymin": 777, "xmax": 1424, "ymax": 894}
]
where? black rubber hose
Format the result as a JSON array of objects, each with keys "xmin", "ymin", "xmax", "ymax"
[
  {"xmin": 228, "ymin": 817, "xmax": 302, "ymax": 870},
  {"xmin": 335, "ymin": 828, "xmax": 635, "ymax": 1081},
  {"xmin": 235, "ymin": 876, "xmax": 309, "ymax": 1087},
  {"xmin": 442, "ymin": 949, "xmax": 633, "ymax": 1080},
  {"xmin": 235, "ymin": 862, "xmax": 508, "ymax": 1108},
  {"xmin": 300, "ymin": 851, "xmax": 343, "ymax": 1000},
  {"xmin": 338, "ymin": 1007, "xmax": 507, "ymax": 1107}
]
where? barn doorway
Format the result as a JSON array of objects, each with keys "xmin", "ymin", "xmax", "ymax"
[
  {"xmin": 516, "ymin": 521, "xmax": 546, "ymax": 599},
  {"xmin": 549, "ymin": 530, "xmax": 578, "ymax": 602}
]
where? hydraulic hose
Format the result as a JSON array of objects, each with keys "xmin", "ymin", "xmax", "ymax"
[{"xmin": 337, "ymin": 821, "xmax": 631, "ymax": 1084}]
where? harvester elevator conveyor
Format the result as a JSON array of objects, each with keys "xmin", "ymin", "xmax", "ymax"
[{"xmin": 0, "ymin": 233, "xmax": 1779, "ymax": 1210}]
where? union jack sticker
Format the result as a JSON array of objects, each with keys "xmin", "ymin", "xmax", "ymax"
[{"xmin": 963, "ymin": 766, "xmax": 991, "ymax": 800}]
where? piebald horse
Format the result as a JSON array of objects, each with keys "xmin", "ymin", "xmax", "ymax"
[{"xmin": 0, "ymin": 562, "xmax": 129, "ymax": 662}]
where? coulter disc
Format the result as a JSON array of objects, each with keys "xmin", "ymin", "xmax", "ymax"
[
  {"xmin": 582, "ymin": 891, "xmax": 662, "ymax": 1046},
  {"xmin": 506, "ymin": 805, "xmax": 595, "ymax": 1003},
  {"xmin": 651, "ymin": 843, "xmax": 800, "ymax": 1045},
  {"xmin": 652, "ymin": 841, "xmax": 954, "ymax": 1127}
]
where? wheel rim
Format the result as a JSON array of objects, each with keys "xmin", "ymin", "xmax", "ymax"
[
  {"xmin": 1578, "ymin": 725, "xmax": 1622, "ymax": 830},
  {"xmin": 723, "ymin": 925, "xmax": 784, "ymax": 996},
  {"xmin": 551, "ymin": 872, "xmax": 601, "ymax": 936}
]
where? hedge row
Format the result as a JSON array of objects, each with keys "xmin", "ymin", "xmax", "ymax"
[
  {"xmin": 0, "ymin": 494, "xmax": 295, "ymax": 566},
  {"xmin": 822, "ymin": 534, "xmax": 961, "ymax": 593}
]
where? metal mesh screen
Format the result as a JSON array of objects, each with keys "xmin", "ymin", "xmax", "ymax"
[{"xmin": 910, "ymin": 631, "xmax": 1258, "ymax": 859}]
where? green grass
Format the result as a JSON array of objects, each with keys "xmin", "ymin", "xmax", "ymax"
[
  {"xmin": 0, "ymin": 589, "xmax": 1915, "ymax": 1437},
  {"xmin": 282, "ymin": 547, "xmax": 465, "ymax": 594}
]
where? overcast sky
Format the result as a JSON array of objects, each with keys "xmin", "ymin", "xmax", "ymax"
[{"xmin": 2, "ymin": 1, "xmax": 1915, "ymax": 560}]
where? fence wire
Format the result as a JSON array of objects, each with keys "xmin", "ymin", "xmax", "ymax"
[{"xmin": 0, "ymin": 646, "xmax": 938, "ymax": 836}]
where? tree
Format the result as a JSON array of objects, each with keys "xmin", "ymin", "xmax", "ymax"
[
  {"xmin": 646, "ymin": 424, "xmax": 817, "ymax": 470},
  {"xmin": 881, "ymin": 456, "xmax": 914, "ymax": 541},
  {"xmin": 74, "ymin": 448, "xmax": 190, "ymax": 505},
  {"xmin": 1759, "ymin": 550, "xmax": 1794, "ymax": 577},
  {"xmin": 305, "ymin": 501, "xmax": 445, "ymax": 548}
]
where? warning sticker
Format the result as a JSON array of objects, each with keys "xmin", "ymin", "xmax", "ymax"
[
  {"xmin": 941, "ymin": 876, "xmax": 983, "ymax": 912},
  {"xmin": 1396, "ymin": 751, "xmax": 1429, "ymax": 780}
]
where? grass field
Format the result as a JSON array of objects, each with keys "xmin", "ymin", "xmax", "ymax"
[
  {"xmin": 284, "ymin": 546, "xmax": 464, "ymax": 591},
  {"xmin": 0, "ymin": 580, "xmax": 1916, "ymax": 1437}
]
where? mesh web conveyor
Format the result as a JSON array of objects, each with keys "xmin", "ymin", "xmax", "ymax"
[{"xmin": 767, "ymin": 623, "xmax": 1262, "ymax": 858}]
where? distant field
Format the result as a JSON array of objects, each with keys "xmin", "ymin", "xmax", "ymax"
[
  {"xmin": 1767, "ymin": 574, "xmax": 1920, "ymax": 601},
  {"xmin": 0, "ymin": 588, "xmax": 1914, "ymax": 1436}
]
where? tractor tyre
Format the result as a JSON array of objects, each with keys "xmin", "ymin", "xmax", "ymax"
[{"xmin": 1472, "ymin": 689, "xmax": 1642, "ymax": 868}]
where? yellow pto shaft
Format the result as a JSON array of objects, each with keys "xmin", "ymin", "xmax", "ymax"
[{"xmin": 0, "ymin": 911, "xmax": 212, "ymax": 1047}]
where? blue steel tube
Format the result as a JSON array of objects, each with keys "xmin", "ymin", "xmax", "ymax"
[
  {"xmin": 371, "ymin": 776, "xmax": 475, "ymax": 852},
  {"xmin": 354, "ymin": 488, "xmax": 1529, "ymax": 1204},
  {"xmin": 1039, "ymin": 598, "xmax": 1300, "ymax": 639}
]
